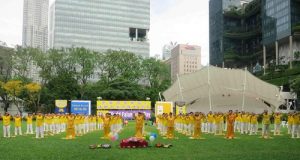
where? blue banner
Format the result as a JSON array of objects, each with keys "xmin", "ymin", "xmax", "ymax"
[{"xmin": 71, "ymin": 100, "xmax": 91, "ymax": 115}]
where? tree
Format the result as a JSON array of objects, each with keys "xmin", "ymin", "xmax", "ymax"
[
  {"xmin": 69, "ymin": 47, "xmax": 97, "ymax": 99},
  {"xmin": 0, "ymin": 46, "xmax": 15, "ymax": 112},
  {"xmin": 142, "ymin": 58, "xmax": 171, "ymax": 104},
  {"xmin": 24, "ymin": 82, "xmax": 42, "ymax": 112},
  {"xmin": 100, "ymin": 50, "xmax": 143, "ymax": 83},
  {"xmin": 41, "ymin": 72, "xmax": 80, "ymax": 112},
  {"xmin": 99, "ymin": 78, "xmax": 145, "ymax": 100},
  {"xmin": 290, "ymin": 75, "xmax": 300, "ymax": 98},
  {"xmin": 3, "ymin": 80, "xmax": 24, "ymax": 114},
  {"xmin": 0, "ymin": 46, "xmax": 14, "ymax": 81}
]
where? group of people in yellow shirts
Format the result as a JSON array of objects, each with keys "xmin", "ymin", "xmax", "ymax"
[
  {"xmin": 2, "ymin": 110, "xmax": 299, "ymax": 140},
  {"xmin": 1, "ymin": 112, "xmax": 123, "ymax": 139},
  {"xmin": 156, "ymin": 110, "xmax": 300, "ymax": 140}
]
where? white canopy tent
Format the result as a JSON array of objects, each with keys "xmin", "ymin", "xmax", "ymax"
[{"xmin": 163, "ymin": 66, "xmax": 284, "ymax": 114}]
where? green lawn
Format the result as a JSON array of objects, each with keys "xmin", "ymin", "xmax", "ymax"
[{"xmin": 0, "ymin": 122, "xmax": 300, "ymax": 160}]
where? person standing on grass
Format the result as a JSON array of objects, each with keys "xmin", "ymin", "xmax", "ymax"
[
  {"xmin": 166, "ymin": 112, "xmax": 177, "ymax": 139},
  {"xmin": 249, "ymin": 113, "xmax": 258, "ymax": 135},
  {"xmin": 36, "ymin": 112, "xmax": 44, "ymax": 139},
  {"xmin": 14, "ymin": 114, "xmax": 22, "ymax": 136},
  {"xmin": 234, "ymin": 111, "xmax": 242, "ymax": 133},
  {"xmin": 273, "ymin": 112, "xmax": 282, "ymax": 136},
  {"xmin": 287, "ymin": 112, "xmax": 294, "ymax": 134},
  {"xmin": 191, "ymin": 112, "xmax": 203, "ymax": 139},
  {"xmin": 134, "ymin": 112, "xmax": 145, "ymax": 138},
  {"xmin": 291, "ymin": 112, "xmax": 300, "ymax": 139},
  {"xmin": 101, "ymin": 113, "xmax": 112, "ymax": 139},
  {"xmin": 261, "ymin": 110, "xmax": 272, "ymax": 139},
  {"xmin": 66, "ymin": 114, "xmax": 75, "ymax": 139},
  {"xmin": 226, "ymin": 110, "xmax": 236, "ymax": 139},
  {"xmin": 207, "ymin": 111, "xmax": 214, "ymax": 134},
  {"xmin": 241, "ymin": 111, "xmax": 247, "ymax": 134},
  {"xmin": 26, "ymin": 113, "xmax": 34, "ymax": 134},
  {"xmin": 3, "ymin": 112, "xmax": 11, "ymax": 138}
]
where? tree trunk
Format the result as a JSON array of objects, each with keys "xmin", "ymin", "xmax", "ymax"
[{"xmin": 4, "ymin": 102, "xmax": 10, "ymax": 112}]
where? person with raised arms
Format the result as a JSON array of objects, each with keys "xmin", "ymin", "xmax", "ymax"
[
  {"xmin": 261, "ymin": 110, "xmax": 272, "ymax": 139},
  {"xmin": 101, "ymin": 113, "xmax": 112, "ymax": 139},
  {"xmin": 134, "ymin": 112, "xmax": 145, "ymax": 138},
  {"xmin": 3, "ymin": 112, "xmax": 11, "ymax": 138},
  {"xmin": 36, "ymin": 112, "xmax": 44, "ymax": 139},
  {"xmin": 14, "ymin": 114, "xmax": 22, "ymax": 136},
  {"xmin": 26, "ymin": 113, "xmax": 34, "ymax": 134},
  {"xmin": 226, "ymin": 110, "xmax": 236, "ymax": 139}
]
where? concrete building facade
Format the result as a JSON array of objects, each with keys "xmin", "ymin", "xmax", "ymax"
[
  {"xmin": 170, "ymin": 44, "xmax": 202, "ymax": 81},
  {"xmin": 49, "ymin": 0, "xmax": 150, "ymax": 57}
]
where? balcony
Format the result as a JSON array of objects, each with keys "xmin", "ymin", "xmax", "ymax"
[
  {"xmin": 224, "ymin": 27, "xmax": 262, "ymax": 40},
  {"xmin": 223, "ymin": 0, "xmax": 261, "ymax": 19}
]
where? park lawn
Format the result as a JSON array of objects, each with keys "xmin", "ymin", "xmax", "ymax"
[{"xmin": 0, "ymin": 122, "xmax": 300, "ymax": 160}]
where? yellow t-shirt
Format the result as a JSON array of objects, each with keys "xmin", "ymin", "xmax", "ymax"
[
  {"xmin": 250, "ymin": 115, "xmax": 258, "ymax": 124},
  {"xmin": 274, "ymin": 115, "xmax": 282, "ymax": 125},
  {"xmin": 288, "ymin": 115, "xmax": 294, "ymax": 125},
  {"xmin": 26, "ymin": 116, "xmax": 33, "ymax": 124},
  {"xmin": 241, "ymin": 114, "xmax": 248, "ymax": 123},
  {"xmin": 207, "ymin": 114, "xmax": 214, "ymax": 123},
  {"xmin": 14, "ymin": 117, "xmax": 22, "ymax": 127},
  {"xmin": 293, "ymin": 115, "xmax": 300, "ymax": 125},
  {"xmin": 262, "ymin": 114, "xmax": 271, "ymax": 125},
  {"xmin": 3, "ymin": 115, "xmax": 11, "ymax": 126},
  {"xmin": 67, "ymin": 116, "xmax": 75, "ymax": 129},
  {"xmin": 36, "ymin": 115, "xmax": 44, "ymax": 127}
]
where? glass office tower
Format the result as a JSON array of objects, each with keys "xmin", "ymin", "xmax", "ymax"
[
  {"xmin": 49, "ymin": 0, "xmax": 150, "ymax": 57},
  {"xmin": 262, "ymin": 0, "xmax": 300, "ymax": 66}
]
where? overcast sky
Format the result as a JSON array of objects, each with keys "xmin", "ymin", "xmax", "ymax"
[{"xmin": 0, "ymin": 0, "xmax": 209, "ymax": 65}]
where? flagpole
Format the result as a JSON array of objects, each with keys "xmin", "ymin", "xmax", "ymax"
[
  {"xmin": 177, "ymin": 74, "xmax": 184, "ymax": 101},
  {"xmin": 208, "ymin": 65, "xmax": 212, "ymax": 111},
  {"xmin": 242, "ymin": 67, "xmax": 247, "ymax": 111}
]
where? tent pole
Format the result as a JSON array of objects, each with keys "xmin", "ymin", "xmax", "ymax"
[
  {"xmin": 242, "ymin": 67, "xmax": 247, "ymax": 111},
  {"xmin": 177, "ymin": 74, "xmax": 184, "ymax": 101},
  {"xmin": 208, "ymin": 65, "xmax": 212, "ymax": 111}
]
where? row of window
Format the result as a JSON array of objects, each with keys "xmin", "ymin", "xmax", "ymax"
[
  {"xmin": 56, "ymin": 1, "xmax": 149, "ymax": 15},
  {"xmin": 55, "ymin": 4, "xmax": 149, "ymax": 20},
  {"xmin": 54, "ymin": 11, "xmax": 149, "ymax": 27}
]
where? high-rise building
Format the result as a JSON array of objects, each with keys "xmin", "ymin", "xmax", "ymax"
[
  {"xmin": 49, "ymin": 0, "xmax": 150, "ymax": 57},
  {"xmin": 170, "ymin": 44, "xmax": 202, "ymax": 81},
  {"xmin": 22, "ymin": 0, "xmax": 48, "ymax": 51},
  {"xmin": 209, "ymin": 0, "xmax": 262, "ymax": 68},
  {"xmin": 262, "ymin": 0, "xmax": 300, "ymax": 67},
  {"xmin": 209, "ymin": 0, "xmax": 300, "ymax": 69}
]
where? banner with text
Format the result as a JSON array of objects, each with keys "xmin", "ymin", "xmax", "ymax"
[
  {"xmin": 71, "ymin": 100, "xmax": 91, "ymax": 115},
  {"xmin": 97, "ymin": 101, "xmax": 151, "ymax": 110},
  {"xmin": 97, "ymin": 110, "xmax": 151, "ymax": 120}
]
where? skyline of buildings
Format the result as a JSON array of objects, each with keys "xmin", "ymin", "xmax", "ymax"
[
  {"xmin": 22, "ymin": 0, "xmax": 48, "ymax": 52},
  {"xmin": 49, "ymin": 0, "xmax": 150, "ymax": 57}
]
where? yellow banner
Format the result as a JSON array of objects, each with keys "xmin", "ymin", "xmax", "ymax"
[
  {"xmin": 155, "ymin": 102, "xmax": 173, "ymax": 116},
  {"xmin": 96, "ymin": 101, "xmax": 151, "ymax": 110}
]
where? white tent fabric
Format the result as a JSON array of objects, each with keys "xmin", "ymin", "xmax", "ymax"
[{"xmin": 163, "ymin": 66, "xmax": 284, "ymax": 113}]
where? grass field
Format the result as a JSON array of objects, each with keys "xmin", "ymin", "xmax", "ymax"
[{"xmin": 0, "ymin": 122, "xmax": 300, "ymax": 160}]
